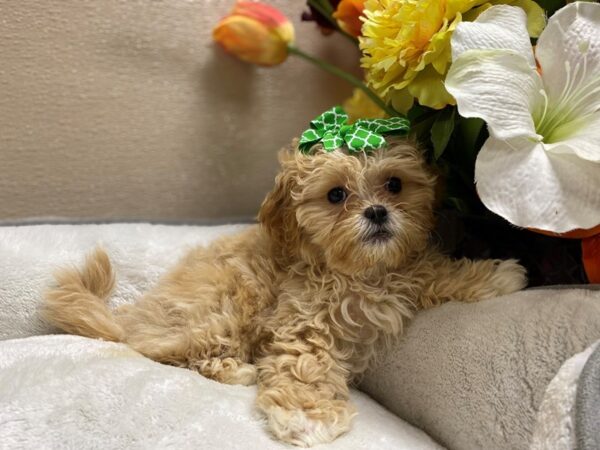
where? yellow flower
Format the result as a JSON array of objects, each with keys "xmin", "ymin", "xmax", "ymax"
[
  {"xmin": 213, "ymin": 2, "xmax": 295, "ymax": 66},
  {"xmin": 343, "ymin": 88, "xmax": 387, "ymax": 123},
  {"xmin": 360, "ymin": 0, "xmax": 545, "ymax": 112}
]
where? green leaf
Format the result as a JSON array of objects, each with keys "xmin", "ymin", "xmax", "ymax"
[
  {"xmin": 533, "ymin": 0, "xmax": 567, "ymax": 16},
  {"xmin": 445, "ymin": 196, "xmax": 471, "ymax": 214},
  {"xmin": 430, "ymin": 107, "xmax": 456, "ymax": 160},
  {"xmin": 407, "ymin": 104, "xmax": 428, "ymax": 121},
  {"xmin": 458, "ymin": 117, "xmax": 485, "ymax": 159}
]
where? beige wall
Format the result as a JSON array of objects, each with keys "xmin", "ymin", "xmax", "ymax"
[{"xmin": 0, "ymin": 0, "xmax": 359, "ymax": 223}]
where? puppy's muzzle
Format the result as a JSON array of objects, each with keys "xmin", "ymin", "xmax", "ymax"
[{"xmin": 364, "ymin": 205, "xmax": 388, "ymax": 225}]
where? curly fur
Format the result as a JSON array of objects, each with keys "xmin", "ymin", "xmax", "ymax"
[{"xmin": 42, "ymin": 140, "xmax": 527, "ymax": 447}]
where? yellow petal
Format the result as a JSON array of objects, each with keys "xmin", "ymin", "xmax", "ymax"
[
  {"xmin": 343, "ymin": 88, "xmax": 387, "ymax": 123},
  {"xmin": 504, "ymin": 0, "xmax": 546, "ymax": 37},
  {"xmin": 446, "ymin": 0, "xmax": 488, "ymax": 19},
  {"xmin": 463, "ymin": 0, "xmax": 546, "ymax": 37},
  {"xmin": 407, "ymin": 65, "xmax": 456, "ymax": 110},
  {"xmin": 390, "ymin": 88, "xmax": 415, "ymax": 115}
]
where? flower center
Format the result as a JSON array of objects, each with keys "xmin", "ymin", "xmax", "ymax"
[{"xmin": 534, "ymin": 55, "xmax": 600, "ymax": 144}]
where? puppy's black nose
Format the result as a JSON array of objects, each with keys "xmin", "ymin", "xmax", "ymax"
[{"xmin": 364, "ymin": 205, "xmax": 388, "ymax": 225}]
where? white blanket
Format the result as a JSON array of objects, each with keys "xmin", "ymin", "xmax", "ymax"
[
  {"xmin": 0, "ymin": 223, "xmax": 249, "ymax": 340},
  {"xmin": 0, "ymin": 223, "xmax": 442, "ymax": 450}
]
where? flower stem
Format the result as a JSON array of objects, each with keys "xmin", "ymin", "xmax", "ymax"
[
  {"xmin": 312, "ymin": 0, "xmax": 334, "ymax": 15},
  {"xmin": 287, "ymin": 45, "xmax": 397, "ymax": 117}
]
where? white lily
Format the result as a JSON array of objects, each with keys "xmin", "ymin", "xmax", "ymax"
[{"xmin": 445, "ymin": 2, "xmax": 600, "ymax": 233}]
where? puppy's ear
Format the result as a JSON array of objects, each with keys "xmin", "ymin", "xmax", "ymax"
[{"xmin": 258, "ymin": 146, "xmax": 301, "ymax": 258}]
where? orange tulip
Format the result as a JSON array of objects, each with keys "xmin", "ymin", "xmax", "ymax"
[
  {"xmin": 333, "ymin": 0, "xmax": 365, "ymax": 37},
  {"xmin": 212, "ymin": 2, "xmax": 295, "ymax": 66}
]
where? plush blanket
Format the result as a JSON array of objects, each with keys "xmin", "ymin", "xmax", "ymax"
[
  {"xmin": 0, "ymin": 335, "xmax": 441, "ymax": 450},
  {"xmin": 0, "ymin": 223, "xmax": 442, "ymax": 449},
  {"xmin": 0, "ymin": 223, "xmax": 249, "ymax": 340}
]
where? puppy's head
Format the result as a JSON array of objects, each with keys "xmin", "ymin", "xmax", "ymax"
[{"xmin": 259, "ymin": 140, "xmax": 436, "ymax": 274}]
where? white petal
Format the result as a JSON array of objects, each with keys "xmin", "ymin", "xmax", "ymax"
[
  {"xmin": 451, "ymin": 5, "xmax": 536, "ymax": 68},
  {"xmin": 536, "ymin": 2, "xmax": 600, "ymax": 116},
  {"xmin": 445, "ymin": 49, "xmax": 543, "ymax": 140},
  {"xmin": 475, "ymin": 137, "xmax": 600, "ymax": 233},
  {"xmin": 544, "ymin": 111, "xmax": 600, "ymax": 162}
]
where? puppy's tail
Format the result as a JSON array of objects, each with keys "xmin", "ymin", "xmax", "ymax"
[{"xmin": 42, "ymin": 248, "xmax": 125, "ymax": 342}]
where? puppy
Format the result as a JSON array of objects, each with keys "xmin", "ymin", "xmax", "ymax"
[{"xmin": 43, "ymin": 141, "xmax": 526, "ymax": 447}]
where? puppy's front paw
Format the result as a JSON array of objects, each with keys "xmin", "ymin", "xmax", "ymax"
[
  {"xmin": 488, "ymin": 259, "xmax": 527, "ymax": 297},
  {"xmin": 262, "ymin": 400, "xmax": 356, "ymax": 447}
]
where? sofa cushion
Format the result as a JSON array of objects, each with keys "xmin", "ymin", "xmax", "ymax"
[
  {"xmin": 529, "ymin": 341, "xmax": 600, "ymax": 450},
  {"xmin": 360, "ymin": 288, "xmax": 600, "ymax": 450},
  {"xmin": 575, "ymin": 341, "xmax": 600, "ymax": 450},
  {"xmin": 0, "ymin": 1, "xmax": 357, "ymax": 224}
]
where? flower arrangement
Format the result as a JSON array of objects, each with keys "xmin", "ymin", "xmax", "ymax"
[{"xmin": 213, "ymin": 0, "xmax": 600, "ymax": 285}]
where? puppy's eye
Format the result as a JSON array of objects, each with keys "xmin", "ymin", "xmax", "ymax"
[
  {"xmin": 385, "ymin": 177, "xmax": 402, "ymax": 194},
  {"xmin": 327, "ymin": 187, "xmax": 347, "ymax": 204}
]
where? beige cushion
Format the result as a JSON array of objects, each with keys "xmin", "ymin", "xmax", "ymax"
[
  {"xmin": 361, "ymin": 288, "xmax": 600, "ymax": 450},
  {"xmin": 0, "ymin": 1, "xmax": 357, "ymax": 223}
]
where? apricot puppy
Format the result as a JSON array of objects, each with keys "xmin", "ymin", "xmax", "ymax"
[{"xmin": 43, "ymin": 141, "xmax": 527, "ymax": 447}]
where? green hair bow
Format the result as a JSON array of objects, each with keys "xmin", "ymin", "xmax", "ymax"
[{"xmin": 298, "ymin": 106, "xmax": 410, "ymax": 154}]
